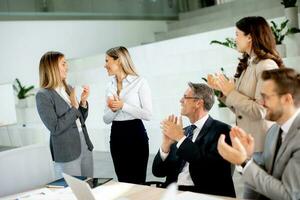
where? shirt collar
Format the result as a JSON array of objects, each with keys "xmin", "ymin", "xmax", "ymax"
[
  {"xmin": 125, "ymin": 74, "xmax": 138, "ymax": 83},
  {"xmin": 193, "ymin": 114, "xmax": 209, "ymax": 130},
  {"xmin": 281, "ymin": 109, "xmax": 300, "ymax": 134},
  {"xmin": 113, "ymin": 74, "xmax": 137, "ymax": 84}
]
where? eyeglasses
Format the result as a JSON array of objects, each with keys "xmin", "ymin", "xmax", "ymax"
[
  {"xmin": 182, "ymin": 95, "xmax": 200, "ymax": 100},
  {"xmin": 261, "ymin": 93, "xmax": 285, "ymax": 101}
]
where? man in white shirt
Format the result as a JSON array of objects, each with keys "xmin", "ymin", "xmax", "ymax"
[
  {"xmin": 152, "ymin": 82, "xmax": 236, "ymax": 197},
  {"xmin": 218, "ymin": 68, "xmax": 300, "ymax": 200}
]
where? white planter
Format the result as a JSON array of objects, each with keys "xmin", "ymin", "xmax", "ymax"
[
  {"xmin": 285, "ymin": 33, "xmax": 300, "ymax": 57},
  {"xmin": 217, "ymin": 107, "xmax": 235, "ymax": 125},
  {"xmin": 276, "ymin": 44, "xmax": 287, "ymax": 58},
  {"xmin": 17, "ymin": 99, "xmax": 27, "ymax": 108},
  {"xmin": 284, "ymin": 7, "xmax": 299, "ymax": 29}
]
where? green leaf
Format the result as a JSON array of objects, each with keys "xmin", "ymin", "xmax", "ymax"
[
  {"xmin": 271, "ymin": 21, "xmax": 277, "ymax": 30},
  {"xmin": 210, "ymin": 38, "xmax": 236, "ymax": 49},
  {"xmin": 15, "ymin": 78, "xmax": 22, "ymax": 90},
  {"xmin": 280, "ymin": 19, "xmax": 289, "ymax": 30},
  {"xmin": 23, "ymin": 85, "xmax": 34, "ymax": 94},
  {"xmin": 13, "ymin": 79, "xmax": 35, "ymax": 99},
  {"xmin": 288, "ymin": 27, "xmax": 300, "ymax": 34}
]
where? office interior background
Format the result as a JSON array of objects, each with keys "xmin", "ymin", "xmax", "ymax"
[{"xmin": 1, "ymin": 0, "xmax": 300, "ymax": 198}]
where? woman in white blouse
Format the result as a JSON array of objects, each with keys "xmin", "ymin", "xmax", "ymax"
[{"xmin": 103, "ymin": 46, "xmax": 152, "ymax": 184}]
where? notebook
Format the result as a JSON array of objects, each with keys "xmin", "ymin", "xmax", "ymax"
[{"xmin": 46, "ymin": 176, "xmax": 88, "ymax": 188}]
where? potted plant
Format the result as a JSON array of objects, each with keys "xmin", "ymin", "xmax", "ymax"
[
  {"xmin": 210, "ymin": 38, "xmax": 236, "ymax": 49},
  {"xmin": 202, "ymin": 67, "xmax": 227, "ymax": 108},
  {"xmin": 281, "ymin": 0, "xmax": 298, "ymax": 29},
  {"xmin": 270, "ymin": 20, "xmax": 300, "ymax": 57},
  {"xmin": 13, "ymin": 78, "xmax": 34, "ymax": 108}
]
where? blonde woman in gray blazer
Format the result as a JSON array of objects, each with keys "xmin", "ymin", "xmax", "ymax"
[
  {"xmin": 208, "ymin": 16, "xmax": 284, "ymax": 152},
  {"xmin": 36, "ymin": 51, "xmax": 93, "ymax": 177}
]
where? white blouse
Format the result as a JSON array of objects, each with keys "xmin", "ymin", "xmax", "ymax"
[
  {"xmin": 103, "ymin": 75, "xmax": 152, "ymax": 124},
  {"xmin": 55, "ymin": 87, "xmax": 82, "ymax": 133}
]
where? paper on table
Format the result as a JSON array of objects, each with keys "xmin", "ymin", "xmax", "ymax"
[
  {"xmin": 160, "ymin": 183, "xmax": 177, "ymax": 200},
  {"xmin": 176, "ymin": 191, "xmax": 225, "ymax": 200},
  {"xmin": 92, "ymin": 182, "xmax": 134, "ymax": 200},
  {"xmin": 2, "ymin": 188, "xmax": 60, "ymax": 200}
]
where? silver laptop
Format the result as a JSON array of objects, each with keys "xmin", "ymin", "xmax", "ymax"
[{"xmin": 62, "ymin": 173, "xmax": 96, "ymax": 200}]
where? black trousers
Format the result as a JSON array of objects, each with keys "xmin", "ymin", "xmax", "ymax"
[{"xmin": 110, "ymin": 119, "xmax": 149, "ymax": 184}]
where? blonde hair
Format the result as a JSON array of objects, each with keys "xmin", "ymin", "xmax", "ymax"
[
  {"xmin": 39, "ymin": 51, "xmax": 70, "ymax": 94},
  {"xmin": 106, "ymin": 46, "xmax": 138, "ymax": 76}
]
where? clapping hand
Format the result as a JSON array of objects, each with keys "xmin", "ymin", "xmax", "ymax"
[
  {"xmin": 160, "ymin": 115, "xmax": 177, "ymax": 153},
  {"xmin": 215, "ymin": 74, "xmax": 235, "ymax": 96},
  {"xmin": 217, "ymin": 127, "xmax": 254, "ymax": 165},
  {"xmin": 230, "ymin": 126, "xmax": 255, "ymax": 158},
  {"xmin": 107, "ymin": 95, "xmax": 124, "ymax": 112},
  {"xmin": 70, "ymin": 87, "xmax": 79, "ymax": 109},
  {"xmin": 80, "ymin": 85, "xmax": 90, "ymax": 107},
  {"xmin": 161, "ymin": 115, "xmax": 184, "ymax": 142},
  {"xmin": 207, "ymin": 74, "xmax": 221, "ymax": 91}
]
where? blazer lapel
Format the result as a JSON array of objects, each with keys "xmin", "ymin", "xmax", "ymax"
[
  {"xmin": 51, "ymin": 89, "xmax": 84, "ymax": 125},
  {"xmin": 195, "ymin": 116, "xmax": 213, "ymax": 142},
  {"xmin": 274, "ymin": 113, "xmax": 300, "ymax": 164},
  {"xmin": 52, "ymin": 89, "xmax": 71, "ymax": 108},
  {"xmin": 266, "ymin": 125, "xmax": 281, "ymax": 174}
]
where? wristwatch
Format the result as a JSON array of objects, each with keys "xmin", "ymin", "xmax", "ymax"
[{"xmin": 241, "ymin": 158, "xmax": 251, "ymax": 168}]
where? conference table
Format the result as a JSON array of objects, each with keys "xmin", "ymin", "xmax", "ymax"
[
  {"xmin": 3, "ymin": 180, "xmax": 237, "ymax": 200},
  {"xmin": 100, "ymin": 181, "xmax": 237, "ymax": 200}
]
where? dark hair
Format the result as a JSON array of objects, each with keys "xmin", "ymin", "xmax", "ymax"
[
  {"xmin": 188, "ymin": 82, "xmax": 215, "ymax": 111},
  {"xmin": 235, "ymin": 16, "xmax": 284, "ymax": 78},
  {"xmin": 262, "ymin": 68, "xmax": 300, "ymax": 106}
]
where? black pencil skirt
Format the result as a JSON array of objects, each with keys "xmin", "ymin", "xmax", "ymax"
[{"xmin": 110, "ymin": 119, "xmax": 149, "ymax": 184}]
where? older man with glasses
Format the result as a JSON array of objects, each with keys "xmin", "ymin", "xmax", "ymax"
[{"xmin": 152, "ymin": 82, "xmax": 236, "ymax": 197}]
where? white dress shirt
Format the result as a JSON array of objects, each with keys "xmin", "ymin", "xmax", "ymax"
[
  {"xmin": 103, "ymin": 75, "xmax": 152, "ymax": 124},
  {"xmin": 55, "ymin": 87, "xmax": 82, "ymax": 132},
  {"xmin": 160, "ymin": 114, "xmax": 209, "ymax": 186}
]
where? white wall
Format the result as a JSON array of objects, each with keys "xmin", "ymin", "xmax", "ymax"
[
  {"xmin": 67, "ymin": 15, "xmax": 300, "ymax": 154},
  {"xmin": 67, "ymin": 26, "xmax": 240, "ymax": 153},
  {"xmin": 0, "ymin": 20, "xmax": 167, "ymax": 86}
]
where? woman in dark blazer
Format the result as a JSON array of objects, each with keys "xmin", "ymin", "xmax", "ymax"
[{"xmin": 36, "ymin": 51, "xmax": 93, "ymax": 177}]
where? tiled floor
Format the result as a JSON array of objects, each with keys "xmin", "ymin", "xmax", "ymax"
[{"xmin": 93, "ymin": 151, "xmax": 244, "ymax": 198}]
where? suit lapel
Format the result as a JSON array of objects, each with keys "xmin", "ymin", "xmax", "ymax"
[
  {"xmin": 51, "ymin": 89, "xmax": 84, "ymax": 125},
  {"xmin": 194, "ymin": 116, "xmax": 213, "ymax": 142},
  {"xmin": 274, "ymin": 113, "xmax": 300, "ymax": 165},
  {"xmin": 266, "ymin": 125, "xmax": 281, "ymax": 174},
  {"xmin": 52, "ymin": 89, "xmax": 71, "ymax": 108}
]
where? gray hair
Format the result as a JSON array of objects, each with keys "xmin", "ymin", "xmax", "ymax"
[{"xmin": 188, "ymin": 82, "xmax": 215, "ymax": 111}]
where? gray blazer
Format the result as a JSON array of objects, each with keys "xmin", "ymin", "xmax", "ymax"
[
  {"xmin": 36, "ymin": 88, "xmax": 93, "ymax": 162},
  {"xmin": 242, "ymin": 113, "xmax": 300, "ymax": 200}
]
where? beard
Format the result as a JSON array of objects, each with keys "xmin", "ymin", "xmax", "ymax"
[{"xmin": 265, "ymin": 106, "xmax": 284, "ymax": 122}]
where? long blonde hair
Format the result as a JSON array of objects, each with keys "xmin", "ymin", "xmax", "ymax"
[
  {"xmin": 106, "ymin": 46, "xmax": 138, "ymax": 76},
  {"xmin": 39, "ymin": 51, "xmax": 70, "ymax": 94}
]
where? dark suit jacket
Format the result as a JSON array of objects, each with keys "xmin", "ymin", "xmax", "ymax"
[
  {"xmin": 152, "ymin": 116, "xmax": 235, "ymax": 197},
  {"xmin": 36, "ymin": 88, "xmax": 94, "ymax": 162}
]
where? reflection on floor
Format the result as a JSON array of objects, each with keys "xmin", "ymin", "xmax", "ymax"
[
  {"xmin": 0, "ymin": 145, "xmax": 16, "ymax": 152},
  {"xmin": 93, "ymin": 151, "xmax": 244, "ymax": 198}
]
